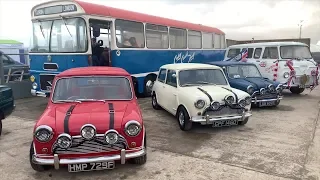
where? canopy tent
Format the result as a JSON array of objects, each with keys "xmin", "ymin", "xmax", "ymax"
[{"xmin": 0, "ymin": 39, "xmax": 27, "ymax": 64}]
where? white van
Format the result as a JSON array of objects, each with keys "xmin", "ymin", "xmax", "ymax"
[{"xmin": 224, "ymin": 42, "xmax": 319, "ymax": 94}]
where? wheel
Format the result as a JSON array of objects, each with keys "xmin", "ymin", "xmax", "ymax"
[
  {"xmin": 143, "ymin": 75, "xmax": 156, "ymax": 97},
  {"xmin": 273, "ymin": 100, "xmax": 280, "ymax": 107},
  {"xmin": 177, "ymin": 107, "xmax": 192, "ymax": 131},
  {"xmin": 151, "ymin": 94, "xmax": 161, "ymax": 110},
  {"xmin": 0, "ymin": 120, "xmax": 2, "ymax": 136},
  {"xmin": 131, "ymin": 132, "xmax": 147, "ymax": 165},
  {"xmin": 290, "ymin": 87, "xmax": 305, "ymax": 94},
  {"xmin": 238, "ymin": 117, "xmax": 249, "ymax": 125},
  {"xmin": 29, "ymin": 142, "xmax": 51, "ymax": 172}
]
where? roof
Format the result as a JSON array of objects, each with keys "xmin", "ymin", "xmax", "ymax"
[
  {"xmin": 228, "ymin": 41, "xmax": 308, "ymax": 48},
  {"xmin": 0, "ymin": 39, "xmax": 23, "ymax": 44},
  {"xmin": 207, "ymin": 61, "xmax": 255, "ymax": 66},
  {"xmin": 56, "ymin": 67, "xmax": 130, "ymax": 77},
  {"xmin": 74, "ymin": 0, "xmax": 224, "ymax": 34},
  {"xmin": 161, "ymin": 63, "xmax": 221, "ymax": 70}
]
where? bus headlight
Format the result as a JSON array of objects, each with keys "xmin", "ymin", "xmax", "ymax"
[{"xmin": 32, "ymin": 82, "xmax": 38, "ymax": 90}]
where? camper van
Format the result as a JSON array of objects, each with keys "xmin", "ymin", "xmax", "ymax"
[{"xmin": 224, "ymin": 42, "xmax": 319, "ymax": 94}]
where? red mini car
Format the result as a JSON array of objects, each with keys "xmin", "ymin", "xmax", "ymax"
[{"xmin": 29, "ymin": 67, "xmax": 147, "ymax": 172}]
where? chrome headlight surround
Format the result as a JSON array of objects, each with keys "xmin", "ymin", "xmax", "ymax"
[
  {"xmin": 268, "ymin": 84, "xmax": 275, "ymax": 92},
  {"xmin": 124, "ymin": 120, "xmax": 142, "ymax": 137},
  {"xmin": 80, "ymin": 124, "xmax": 97, "ymax": 140},
  {"xmin": 283, "ymin": 72, "xmax": 289, "ymax": 78},
  {"xmin": 210, "ymin": 101, "xmax": 220, "ymax": 110},
  {"xmin": 238, "ymin": 99, "xmax": 246, "ymax": 108},
  {"xmin": 260, "ymin": 88, "xmax": 266, "ymax": 95},
  {"xmin": 224, "ymin": 95, "xmax": 235, "ymax": 104},
  {"xmin": 276, "ymin": 84, "xmax": 284, "ymax": 93},
  {"xmin": 244, "ymin": 96, "xmax": 251, "ymax": 105},
  {"xmin": 34, "ymin": 125, "xmax": 54, "ymax": 143},
  {"xmin": 247, "ymin": 85, "xmax": 254, "ymax": 94},
  {"xmin": 194, "ymin": 99, "xmax": 206, "ymax": 109},
  {"xmin": 57, "ymin": 133, "xmax": 72, "ymax": 149},
  {"xmin": 104, "ymin": 129, "xmax": 119, "ymax": 145}
]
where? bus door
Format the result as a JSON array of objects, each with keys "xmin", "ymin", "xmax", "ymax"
[{"xmin": 89, "ymin": 19, "xmax": 112, "ymax": 67}]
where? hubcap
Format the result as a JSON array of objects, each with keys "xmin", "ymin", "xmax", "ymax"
[
  {"xmin": 179, "ymin": 112, "xmax": 184, "ymax": 126},
  {"xmin": 152, "ymin": 96, "xmax": 156, "ymax": 106}
]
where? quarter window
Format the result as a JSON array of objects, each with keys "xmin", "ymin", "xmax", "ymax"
[
  {"xmin": 169, "ymin": 28, "xmax": 187, "ymax": 49},
  {"xmin": 166, "ymin": 70, "xmax": 177, "ymax": 87},
  {"xmin": 115, "ymin": 19, "xmax": 144, "ymax": 48},
  {"xmin": 254, "ymin": 48, "xmax": 262, "ymax": 59},
  {"xmin": 146, "ymin": 24, "xmax": 168, "ymax": 49},
  {"xmin": 262, "ymin": 47, "xmax": 279, "ymax": 59},
  {"xmin": 247, "ymin": 48, "xmax": 254, "ymax": 58},
  {"xmin": 158, "ymin": 68, "xmax": 167, "ymax": 83},
  {"xmin": 188, "ymin": 30, "xmax": 201, "ymax": 49},
  {"xmin": 203, "ymin": 32, "xmax": 214, "ymax": 49}
]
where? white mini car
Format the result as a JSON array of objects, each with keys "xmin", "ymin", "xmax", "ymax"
[{"xmin": 146, "ymin": 63, "xmax": 252, "ymax": 131}]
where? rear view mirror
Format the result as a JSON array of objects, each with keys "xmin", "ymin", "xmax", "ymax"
[{"xmin": 92, "ymin": 25, "xmax": 100, "ymax": 37}]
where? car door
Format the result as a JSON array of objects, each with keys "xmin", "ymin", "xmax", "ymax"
[
  {"xmin": 154, "ymin": 68, "xmax": 167, "ymax": 106},
  {"xmin": 163, "ymin": 69, "xmax": 178, "ymax": 115},
  {"xmin": 260, "ymin": 46, "xmax": 279, "ymax": 80},
  {"xmin": 250, "ymin": 47, "xmax": 267, "ymax": 77}
]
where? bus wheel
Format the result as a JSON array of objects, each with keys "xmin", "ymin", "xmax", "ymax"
[{"xmin": 143, "ymin": 75, "xmax": 156, "ymax": 97}]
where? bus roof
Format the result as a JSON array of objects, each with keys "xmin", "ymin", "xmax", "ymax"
[
  {"xmin": 31, "ymin": 0, "xmax": 224, "ymax": 34},
  {"xmin": 56, "ymin": 67, "xmax": 131, "ymax": 77},
  {"xmin": 228, "ymin": 41, "xmax": 308, "ymax": 48}
]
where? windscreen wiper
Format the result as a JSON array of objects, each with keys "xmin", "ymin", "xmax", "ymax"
[{"xmin": 60, "ymin": 15, "xmax": 72, "ymax": 37}]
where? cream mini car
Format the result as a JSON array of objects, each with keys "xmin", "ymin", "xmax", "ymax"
[{"xmin": 146, "ymin": 63, "xmax": 252, "ymax": 131}]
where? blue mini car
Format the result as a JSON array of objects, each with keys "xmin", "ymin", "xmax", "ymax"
[{"xmin": 207, "ymin": 61, "xmax": 284, "ymax": 107}]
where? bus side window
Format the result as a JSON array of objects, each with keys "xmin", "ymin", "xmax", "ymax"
[
  {"xmin": 115, "ymin": 19, "xmax": 144, "ymax": 48},
  {"xmin": 203, "ymin": 32, "xmax": 213, "ymax": 49},
  {"xmin": 214, "ymin": 34, "xmax": 221, "ymax": 49},
  {"xmin": 227, "ymin": 48, "xmax": 241, "ymax": 58},
  {"xmin": 188, "ymin": 30, "xmax": 201, "ymax": 49},
  {"xmin": 146, "ymin": 24, "xmax": 169, "ymax": 49},
  {"xmin": 254, "ymin": 48, "xmax": 262, "ymax": 59},
  {"xmin": 247, "ymin": 48, "xmax": 254, "ymax": 58},
  {"xmin": 169, "ymin": 27, "xmax": 187, "ymax": 49},
  {"xmin": 262, "ymin": 47, "xmax": 279, "ymax": 59}
]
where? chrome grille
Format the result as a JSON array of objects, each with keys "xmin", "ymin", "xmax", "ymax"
[
  {"xmin": 205, "ymin": 106, "xmax": 242, "ymax": 117},
  {"xmin": 52, "ymin": 135, "xmax": 128, "ymax": 154},
  {"xmin": 255, "ymin": 93, "xmax": 277, "ymax": 100}
]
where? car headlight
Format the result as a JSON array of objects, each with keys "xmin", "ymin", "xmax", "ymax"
[
  {"xmin": 125, "ymin": 120, "xmax": 142, "ymax": 137},
  {"xmin": 30, "ymin": 75, "xmax": 35, "ymax": 82},
  {"xmin": 283, "ymin": 72, "xmax": 289, "ymax": 78},
  {"xmin": 34, "ymin": 125, "xmax": 54, "ymax": 143},
  {"xmin": 238, "ymin": 99, "xmax": 246, "ymax": 108},
  {"xmin": 32, "ymin": 82, "xmax": 38, "ymax": 90},
  {"xmin": 260, "ymin": 88, "xmax": 266, "ymax": 95},
  {"xmin": 276, "ymin": 84, "xmax": 284, "ymax": 93},
  {"xmin": 104, "ymin": 130, "xmax": 119, "ymax": 144},
  {"xmin": 194, "ymin": 99, "xmax": 205, "ymax": 109},
  {"xmin": 268, "ymin": 84, "xmax": 275, "ymax": 92},
  {"xmin": 210, "ymin": 101, "xmax": 220, "ymax": 110},
  {"xmin": 247, "ymin": 85, "xmax": 254, "ymax": 94},
  {"xmin": 80, "ymin": 124, "xmax": 96, "ymax": 140},
  {"xmin": 244, "ymin": 96, "xmax": 251, "ymax": 105},
  {"xmin": 57, "ymin": 133, "xmax": 72, "ymax": 149},
  {"xmin": 224, "ymin": 95, "xmax": 235, "ymax": 104}
]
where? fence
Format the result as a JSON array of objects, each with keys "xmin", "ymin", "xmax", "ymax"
[{"xmin": 0, "ymin": 52, "xmax": 33, "ymax": 99}]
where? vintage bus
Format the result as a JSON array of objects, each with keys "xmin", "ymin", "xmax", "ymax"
[{"xmin": 29, "ymin": 0, "xmax": 227, "ymax": 97}]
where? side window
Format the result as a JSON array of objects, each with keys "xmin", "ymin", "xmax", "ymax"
[
  {"xmin": 202, "ymin": 32, "xmax": 213, "ymax": 49},
  {"xmin": 146, "ymin": 24, "xmax": 168, "ymax": 49},
  {"xmin": 227, "ymin": 48, "xmax": 241, "ymax": 58},
  {"xmin": 214, "ymin": 34, "xmax": 221, "ymax": 49},
  {"xmin": 262, "ymin": 47, "xmax": 279, "ymax": 59},
  {"xmin": 254, "ymin": 48, "xmax": 262, "ymax": 59},
  {"xmin": 115, "ymin": 19, "xmax": 145, "ymax": 48},
  {"xmin": 220, "ymin": 35, "xmax": 226, "ymax": 48},
  {"xmin": 247, "ymin": 48, "xmax": 254, "ymax": 58},
  {"xmin": 2, "ymin": 55, "xmax": 14, "ymax": 65},
  {"xmin": 166, "ymin": 70, "xmax": 177, "ymax": 87},
  {"xmin": 158, "ymin": 68, "xmax": 167, "ymax": 83},
  {"xmin": 188, "ymin": 30, "xmax": 201, "ymax": 49},
  {"xmin": 169, "ymin": 28, "xmax": 187, "ymax": 49}
]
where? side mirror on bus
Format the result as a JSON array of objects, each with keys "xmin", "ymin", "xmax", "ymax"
[
  {"xmin": 98, "ymin": 40, "xmax": 103, "ymax": 46},
  {"xmin": 92, "ymin": 25, "xmax": 100, "ymax": 37}
]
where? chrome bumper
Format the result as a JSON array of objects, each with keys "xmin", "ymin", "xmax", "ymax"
[
  {"xmin": 190, "ymin": 111, "xmax": 252, "ymax": 124},
  {"xmin": 251, "ymin": 95, "xmax": 283, "ymax": 103},
  {"xmin": 32, "ymin": 148, "xmax": 146, "ymax": 170},
  {"xmin": 31, "ymin": 89, "xmax": 48, "ymax": 97}
]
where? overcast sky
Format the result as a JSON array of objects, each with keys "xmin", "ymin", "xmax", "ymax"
[{"xmin": 0, "ymin": 0, "xmax": 319, "ymax": 47}]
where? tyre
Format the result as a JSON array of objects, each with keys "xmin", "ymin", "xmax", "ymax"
[
  {"xmin": 238, "ymin": 117, "xmax": 249, "ymax": 125},
  {"xmin": 151, "ymin": 94, "xmax": 161, "ymax": 110},
  {"xmin": 143, "ymin": 75, "xmax": 156, "ymax": 97},
  {"xmin": 131, "ymin": 132, "xmax": 147, "ymax": 165},
  {"xmin": 290, "ymin": 87, "xmax": 305, "ymax": 94},
  {"xmin": 29, "ymin": 142, "xmax": 51, "ymax": 172},
  {"xmin": 177, "ymin": 107, "xmax": 192, "ymax": 131}
]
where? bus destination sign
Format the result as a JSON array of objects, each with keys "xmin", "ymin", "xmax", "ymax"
[{"xmin": 34, "ymin": 4, "xmax": 77, "ymax": 16}]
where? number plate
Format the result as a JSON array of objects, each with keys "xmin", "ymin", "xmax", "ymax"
[
  {"xmin": 259, "ymin": 101, "xmax": 275, "ymax": 107},
  {"xmin": 68, "ymin": 161, "xmax": 115, "ymax": 172},
  {"xmin": 212, "ymin": 119, "xmax": 238, "ymax": 127}
]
